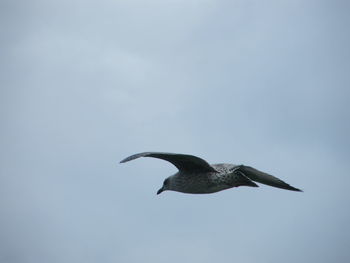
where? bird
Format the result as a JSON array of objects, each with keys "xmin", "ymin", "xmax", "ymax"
[{"xmin": 120, "ymin": 152, "xmax": 302, "ymax": 194}]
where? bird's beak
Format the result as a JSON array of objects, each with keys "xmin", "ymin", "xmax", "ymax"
[{"xmin": 156, "ymin": 187, "xmax": 164, "ymax": 195}]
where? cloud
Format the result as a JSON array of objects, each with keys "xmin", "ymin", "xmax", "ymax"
[{"xmin": 1, "ymin": 0, "xmax": 350, "ymax": 262}]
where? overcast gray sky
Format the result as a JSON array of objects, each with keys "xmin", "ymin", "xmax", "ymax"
[{"xmin": 1, "ymin": 0, "xmax": 350, "ymax": 262}]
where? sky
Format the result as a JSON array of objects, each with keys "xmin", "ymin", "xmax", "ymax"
[{"xmin": 1, "ymin": 0, "xmax": 350, "ymax": 262}]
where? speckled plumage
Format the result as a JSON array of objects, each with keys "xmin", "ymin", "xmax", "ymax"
[{"xmin": 120, "ymin": 152, "xmax": 302, "ymax": 194}]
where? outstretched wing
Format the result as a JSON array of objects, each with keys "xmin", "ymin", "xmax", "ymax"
[
  {"xmin": 237, "ymin": 165, "xmax": 302, "ymax": 192},
  {"xmin": 120, "ymin": 152, "xmax": 217, "ymax": 173}
]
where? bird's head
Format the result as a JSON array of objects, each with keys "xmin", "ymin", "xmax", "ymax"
[{"xmin": 156, "ymin": 177, "xmax": 172, "ymax": 195}]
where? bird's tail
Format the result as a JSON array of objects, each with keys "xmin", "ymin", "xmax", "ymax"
[{"xmin": 235, "ymin": 171, "xmax": 259, "ymax": 188}]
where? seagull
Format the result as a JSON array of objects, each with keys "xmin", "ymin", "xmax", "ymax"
[{"xmin": 120, "ymin": 152, "xmax": 302, "ymax": 194}]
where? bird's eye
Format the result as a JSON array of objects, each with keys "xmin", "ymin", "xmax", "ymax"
[{"xmin": 164, "ymin": 179, "xmax": 169, "ymax": 185}]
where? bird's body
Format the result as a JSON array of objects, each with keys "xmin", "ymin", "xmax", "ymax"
[
  {"xmin": 166, "ymin": 164, "xmax": 256, "ymax": 194},
  {"xmin": 120, "ymin": 152, "xmax": 302, "ymax": 194}
]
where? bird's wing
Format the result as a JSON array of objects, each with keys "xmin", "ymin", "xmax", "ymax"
[
  {"xmin": 120, "ymin": 152, "xmax": 217, "ymax": 173},
  {"xmin": 237, "ymin": 165, "xmax": 302, "ymax": 192}
]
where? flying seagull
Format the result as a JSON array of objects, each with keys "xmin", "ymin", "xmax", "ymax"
[{"xmin": 120, "ymin": 152, "xmax": 302, "ymax": 194}]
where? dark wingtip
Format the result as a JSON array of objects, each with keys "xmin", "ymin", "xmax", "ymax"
[
  {"xmin": 119, "ymin": 152, "xmax": 150, "ymax": 164},
  {"xmin": 288, "ymin": 186, "xmax": 303, "ymax": 192},
  {"xmin": 119, "ymin": 153, "xmax": 144, "ymax": 164},
  {"xmin": 119, "ymin": 158, "xmax": 127, "ymax": 164}
]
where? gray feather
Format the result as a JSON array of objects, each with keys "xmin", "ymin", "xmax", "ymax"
[
  {"xmin": 238, "ymin": 165, "xmax": 302, "ymax": 192},
  {"xmin": 120, "ymin": 152, "xmax": 217, "ymax": 173}
]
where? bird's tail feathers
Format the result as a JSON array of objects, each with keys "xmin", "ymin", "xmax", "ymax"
[{"xmin": 235, "ymin": 171, "xmax": 259, "ymax": 188}]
